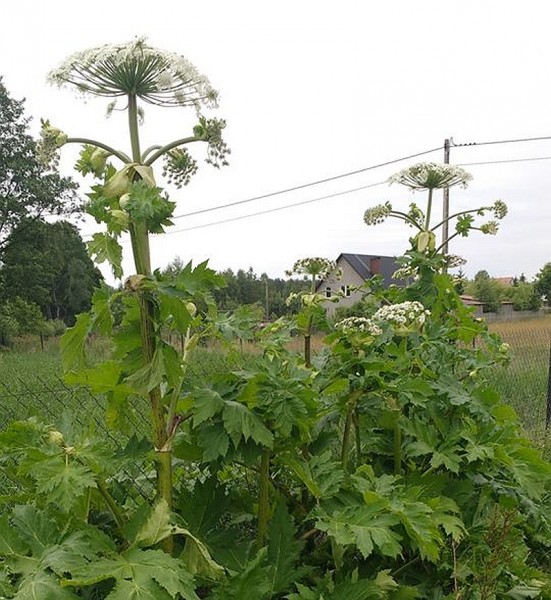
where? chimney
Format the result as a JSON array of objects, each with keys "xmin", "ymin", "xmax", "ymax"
[{"xmin": 370, "ymin": 257, "xmax": 381, "ymax": 275}]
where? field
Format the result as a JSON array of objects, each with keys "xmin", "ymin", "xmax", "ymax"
[
  {"xmin": 484, "ymin": 316, "xmax": 551, "ymax": 444},
  {"xmin": 1, "ymin": 316, "xmax": 550, "ymax": 445}
]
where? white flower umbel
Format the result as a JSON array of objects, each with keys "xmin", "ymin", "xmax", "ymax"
[
  {"xmin": 388, "ymin": 163, "xmax": 472, "ymax": 191},
  {"xmin": 335, "ymin": 317, "xmax": 382, "ymax": 337},
  {"xmin": 373, "ymin": 301, "xmax": 430, "ymax": 331},
  {"xmin": 48, "ymin": 37, "xmax": 218, "ymax": 109},
  {"xmin": 286, "ymin": 257, "xmax": 340, "ymax": 281}
]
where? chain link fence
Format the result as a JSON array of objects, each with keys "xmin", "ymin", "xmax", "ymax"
[
  {"xmin": 0, "ymin": 326, "xmax": 549, "ymax": 503},
  {"xmin": 483, "ymin": 317, "xmax": 551, "ymax": 442}
]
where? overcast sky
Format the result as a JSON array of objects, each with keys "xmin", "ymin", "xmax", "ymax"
[{"xmin": 2, "ymin": 0, "xmax": 550, "ymax": 283}]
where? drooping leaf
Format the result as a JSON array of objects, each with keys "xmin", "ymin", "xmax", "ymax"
[
  {"xmin": 197, "ymin": 424, "xmax": 230, "ymax": 461},
  {"xmin": 60, "ymin": 312, "xmax": 91, "ymax": 370},
  {"xmin": 192, "ymin": 389, "xmax": 225, "ymax": 426},
  {"xmin": 133, "ymin": 499, "xmax": 173, "ymax": 548},
  {"xmin": 222, "ymin": 401, "xmax": 273, "ymax": 449}
]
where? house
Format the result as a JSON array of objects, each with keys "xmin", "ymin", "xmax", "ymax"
[
  {"xmin": 316, "ymin": 253, "xmax": 402, "ymax": 317},
  {"xmin": 459, "ymin": 295, "xmax": 484, "ymax": 318}
]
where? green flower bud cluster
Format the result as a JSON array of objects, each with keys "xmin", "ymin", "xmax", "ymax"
[
  {"xmin": 162, "ymin": 147, "xmax": 198, "ymax": 188},
  {"xmin": 36, "ymin": 119, "xmax": 68, "ymax": 168},
  {"xmin": 480, "ymin": 221, "xmax": 499, "ymax": 235},
  {"xmin": 364, "ymin": 202, "xmax": 392, "ymax": 226},
  {"xmin": 194, "ymin": 117, "xmax": 231, "ymax": 169}
]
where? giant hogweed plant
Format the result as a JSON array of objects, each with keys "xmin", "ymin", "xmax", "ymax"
[{"xmin": 0, "ymin": 51, "xmax": 549, "ymax": 599}]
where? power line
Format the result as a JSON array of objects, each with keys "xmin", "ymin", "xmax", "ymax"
[
  {"xmin": 452, "ymin": 135, "xmax": 551, "ymax": 147},
  {"xmin": 164, "ymin": 180, "xmax": 387, "ymax": 235},
  {"xmin": 77, "ymin": 139, "xmax": 551, "ymax": 239},
  {"xmin": 458, "ymin": 155, "xmax": 551, "ymax": 167},
  {"xmin": 170, "ymin": 145, "xmax": 443, "ymax": 220}
]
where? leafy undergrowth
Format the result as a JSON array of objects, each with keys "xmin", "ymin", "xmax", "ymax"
[{"xmin": 1, "ymin": 262, "xmax": 550, "ymax": 599}]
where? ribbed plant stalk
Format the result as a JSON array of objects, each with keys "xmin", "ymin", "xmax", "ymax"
[
  {"xmin": 127, "ymin": 93, "xmax": 173, "ymax": 549},
  {"xmin": 393, "ymin": 417, "xmax": 402, "ymax": 475},
  {"xmin": 303, "ymin": 274, "xmax": 316, "ymax": 367},
  {"xmin": 424, "ymin": 188, "xmax": 434, "ymax": 230},
  {"xmin": 304, "ymin": 329, "xmax": 312, "ymax": 367},
  {"xmin": 353, "ymin": 410, "xmax": 362, "ymax": 469},
  {"xmin": 341, "ymin": 390, "xmax": 362, "ymax": 470},
  {"xmin": 257, "ymin": 449, "xmax": 271, "ymax": 546}
]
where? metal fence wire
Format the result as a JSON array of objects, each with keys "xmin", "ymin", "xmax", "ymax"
[
  {"xmin": 0, "ymin": 375, "xmax": 155, "ymax": 502},
  {"xmin": 0, "ymin": 326, "xmax": 550, "ymax": 504}
]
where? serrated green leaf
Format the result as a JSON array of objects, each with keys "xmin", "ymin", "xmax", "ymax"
[
  {"xmin": 175, "ymin": 525, "xmax": 224, "ymax": 580},
  {"xmin": 125, "ymin": 347, "xmax": 164, "ymax": 394},
  {"xmin": 16, "ymin": 571, "xmax": 81, "ymax": 600},
  {"xmin": 29, "ymin": 458, "xmax": 97, "ymax": 513},
  {"xmin": 316, "ymin": 507, "xmax": 402, "ymax": 559},
  {"xmin": 192, "ymin": 389, "xmax": 225, "ymax": 426},
  {"xmin": 197, "ymin": 424, "xmax": 229, "ymax": 461},
  {"xmin": 322, "ymin": 378, "xmax": 350, "ymax": 395},
  {"xmin": 266, "ymin": 503, "xmax": 306, "ymax": 594},
  {"xmin": 87, "ymin": 232, "xmax": 123, "ymax": 279},
  {"xmin": 63, "ymin": 547, "xmax": 199, "ymax": 600},
  {"xmin": 133, "ymin": 499, "xmax": 173, "ymax": 548},
  {"xmin": 222, "ymin": 401, "xmax": 273, "ymax": 448},
  {"xmin": 60, "ymin": 313, "xmax": 91, "ymax": 370}
]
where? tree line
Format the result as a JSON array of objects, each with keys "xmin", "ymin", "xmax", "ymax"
[{"xmin": 462, "ymin": 267, "xmax": 551, "ymax": 313}]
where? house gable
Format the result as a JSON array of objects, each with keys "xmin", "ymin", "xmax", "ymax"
[{"xmin": 317, "ymin": 253, "xmax": 401, "ymax": 316}]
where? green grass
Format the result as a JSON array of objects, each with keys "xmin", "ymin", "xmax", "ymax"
[
  {"xmin": 484, "ymin": 316, "xmax": 550, "ymax": 445},
  {"xmin": 1, "ymin": 319, "xmax": 549, "ymax": 445}
]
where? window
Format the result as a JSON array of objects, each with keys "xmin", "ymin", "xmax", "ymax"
[
  {"xmin": 340, "ymin": 285, "xmax": 351, "ymax": 297},
  {"xmin": 325, "ymin": 286, "xmax": 332, "ymax": 298}
]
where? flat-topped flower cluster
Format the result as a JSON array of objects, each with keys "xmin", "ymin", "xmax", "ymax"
[
  {"xmin": 286, "ymin": 257, "xmax": 340, "ymax": 280},
  {"xmin": 334, "ymin": 316, "xmax": 382, "ymax": 336},
  {"xmin": 48, "ymin": 37, "xmax": 218, "ymax": 109},
  {"xmin": 388, "ymin": 163, "xmax": 472, "ymax": 190},
  {"xmin": 335, "ymin": 301, "xmax": 430, "ymax": 339},
  {"xmin": 373, "ymin": 300, "xmax": 430, "ymax": 328}
]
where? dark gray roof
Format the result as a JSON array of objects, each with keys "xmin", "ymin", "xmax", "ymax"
[{"xmin": 338, "ymin": 253, "xmax": 400, "ymax": 286}]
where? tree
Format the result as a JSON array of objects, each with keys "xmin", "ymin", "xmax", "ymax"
[
  {"xmin": 471, "ymin": 270, "xmax": 503, "ymax": 313},
  {"xmin": 0, "ymin": 78, "xmax": 79, "ymax": 255},
  {"xmin": 535, "ymin": 262, "xmax": 551, "ymax": 305},
  {"xmin": 503, "ymin": 280, "xmax": 541, "ymax": 311},
  {"xmin": 0, "ymin": 296, "xmax": 43, "ymax": 346},
  {"xmin": 0, "ymin": 219, "xmax": 102, "ymax": 324}
]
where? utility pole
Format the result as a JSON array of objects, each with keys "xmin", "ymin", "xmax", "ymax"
[{"xmin": 442, "ymin": 137, "xmax": 451, "ymax": 257}]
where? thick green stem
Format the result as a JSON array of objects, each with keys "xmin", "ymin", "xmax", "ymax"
[
  {"xmin": 127, "ymin": 93, "xmax": 173, "ymax": 552},
  {"xmin": 393, "ymin": 419, "xmax": 402, "ymax": 475},
  {"xmin": 257, "ymin": 449, "xmax": 271, "ymax": 546},
  {"xmin": 144, "ymin": 136, "xmax": 199, "ymax": 166},
  {"xmin": 304, "ymin": 332, "xmax": 312, "ymax": 367},
  {"xmin": 341, "ymin": 390, "xmax": 362, "ymax": 470},
  {"xmin": 304, "ymin": 274, "xmax": 316, "ymax": 367},
  {"xmin": 353, "ymin": 410, "xmax": 362, "ymax": 469},
  {"xmin": 425, "ymin": 188, "xmax": 434, "ymax": 230},
  {"xmin": 65, "ymin": 137, "xmax": 131, "ymax": 163},
  {"xmin": 97, "ymin": 478, "xmax": 125, "ymax": 534}
]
